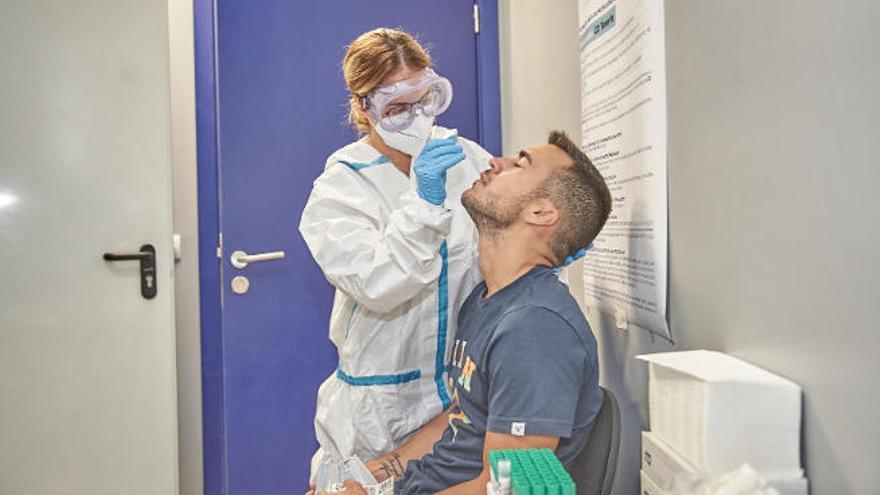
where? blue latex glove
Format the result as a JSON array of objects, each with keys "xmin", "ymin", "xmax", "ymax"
[
  {"xmin": 562, "ymin": 243, "xmax": 593, "ymax": 266},
  {"xmin": 413, "ymin": 135, "xmax": 466, "ymax": 205},
  {"xmin": 553, "ymin": 243, "xmax": 594, "ymax": 273}
]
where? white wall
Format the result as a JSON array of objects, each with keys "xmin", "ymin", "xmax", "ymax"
[
  {"xmin": 167, "ymin": 1, "xmax": 203, "ymax": 494},
  {"xmin": 498, "ymin": 0, "xmax": 583, "ymax": 155}
]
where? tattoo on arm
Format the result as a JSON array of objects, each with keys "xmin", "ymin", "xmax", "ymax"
[
  {"xmin": 378, "ymin": 453, "xmax": 406, "ymax": 481},
  {"xmin": 380, "ymin": 462, "xmax": 394, "ymax": 482}
]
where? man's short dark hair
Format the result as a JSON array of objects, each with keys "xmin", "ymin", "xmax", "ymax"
[{"xmin": 542, "ymin": 130, "xmax": 612, "ymax": 262}]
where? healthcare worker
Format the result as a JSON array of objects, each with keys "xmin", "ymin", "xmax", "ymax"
[{"xmin": 299, "ymin": 28, "xmax": 490, "ymax": 471}]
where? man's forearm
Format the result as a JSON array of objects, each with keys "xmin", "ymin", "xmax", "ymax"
[
  {"xmin": 435, "ymin": 432, "xmax": 560, "ymax": 494},
  {"xmin": 367, "ymin": 408, "xmax": 451, "ymax": 481}
]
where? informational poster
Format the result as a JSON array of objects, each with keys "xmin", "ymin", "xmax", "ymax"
[{"xmin": 578, "ymin": 0, "xmax": 669, "ymax": 338}]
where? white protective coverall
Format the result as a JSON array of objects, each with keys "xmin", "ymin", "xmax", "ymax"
[{"xmin": 299, "ymin": 126, "xmax": 489, "ymax": 469}]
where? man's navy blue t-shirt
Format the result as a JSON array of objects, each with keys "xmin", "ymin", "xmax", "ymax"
[{"xmin": 397, "ymin": 266, "xmax": 602, "ymax": 494}]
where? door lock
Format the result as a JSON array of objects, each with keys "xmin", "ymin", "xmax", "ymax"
[
  {"xmin": 103, "ymin": 244, "xmax": 157, "ymax": 299},
  {"xmin": 231, "ymin": 275, "xmax": 250, "ymax": 295},
  {"xmin": 230, "ymin": 250, "xmax": 285, "ymax": 269}
]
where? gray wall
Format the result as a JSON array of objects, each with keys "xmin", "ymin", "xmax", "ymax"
[
  {"xmin": 662, "ymin": 2, "xmax": 880, "ymax": 492},
  {"xmin": 167, "ymin": 1, "xmax": 203, "ymax": 494},
  {"xmin": 500, "ymin": 1, "xmax": 880, "ymax": 494}
]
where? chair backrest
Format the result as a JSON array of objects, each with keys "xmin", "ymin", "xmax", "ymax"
[{"xmin": 568, "ymin": 387, "xmax": 621, "ymax": 495}]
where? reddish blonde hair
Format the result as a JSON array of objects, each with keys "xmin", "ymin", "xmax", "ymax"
[{"xmin": 343, "ymin": 28, "xmax": 431, "ymax": 134}]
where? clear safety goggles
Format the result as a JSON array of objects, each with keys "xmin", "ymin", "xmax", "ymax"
[{"xmin": 361, "ymin": 68, "xmax": 453, "ymax": 132}]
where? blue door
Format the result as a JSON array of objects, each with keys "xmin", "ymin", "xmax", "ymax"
[{"xmin": 195, "ymin": 1, "xmax": 500, "ymax": 494}]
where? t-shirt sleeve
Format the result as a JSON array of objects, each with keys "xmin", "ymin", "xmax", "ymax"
[{"xmin": 485, "ymin": 306, "xmax": 588, "ymax": 438}]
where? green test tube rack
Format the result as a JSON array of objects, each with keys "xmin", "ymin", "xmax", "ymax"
[{"xmin": 489, "ymin": 448, "xmax": 576, "ymax": 495}]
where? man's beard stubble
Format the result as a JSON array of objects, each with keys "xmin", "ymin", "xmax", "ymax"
[{"xmin": 461, "ymin": 189, "xmax": 519, "ymax": 236}]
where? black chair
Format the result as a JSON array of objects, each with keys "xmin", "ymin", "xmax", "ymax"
[{"xmin": 568, "ymin": 387, "xmax": 621, "ymax": 495}]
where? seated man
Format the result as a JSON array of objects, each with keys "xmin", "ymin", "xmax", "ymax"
[{"xmin": 318, "ymin": 130, "xmax": 612, "ymax": 495}]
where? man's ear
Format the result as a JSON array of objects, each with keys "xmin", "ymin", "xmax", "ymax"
[{"xmin": 523, "ymin": 197, "xmax": 559, "ymax": 227}]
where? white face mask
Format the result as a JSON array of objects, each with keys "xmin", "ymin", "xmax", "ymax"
[{"xmin": 373, "ymin": 112, "xmax": 434, "ymax": 157}]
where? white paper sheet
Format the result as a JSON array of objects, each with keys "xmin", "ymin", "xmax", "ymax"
[
  {"xmin": 578, "ymin": 0, "xmax": 669, "ymax": 338},
  {"xmin": 636, "ymin": 351, "xmax": 803, "ymax": 480}
]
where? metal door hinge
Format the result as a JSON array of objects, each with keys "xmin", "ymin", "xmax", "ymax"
[
  {"xmin": 216, "ymin": 232, "xmax": 223, "ymax": 258},
  {"xmin": 473, "ymin": 3, "xmax": 480, "ymax": 34},
  {"xmin": 173, "ymin": 233, "xmax": 182, "ymax": 262}
]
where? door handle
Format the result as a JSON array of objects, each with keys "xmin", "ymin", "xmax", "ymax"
[
  {"xmin": 102, "ymin": 244, "xmax": 157, "ymax": 299},
  {"xmin": 103, "ymin": 252, "xmax": 152, "ymax": 261},
  {"xmin": 230, "ymin": 250, "xmax": 285, "ymax": 269}
]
